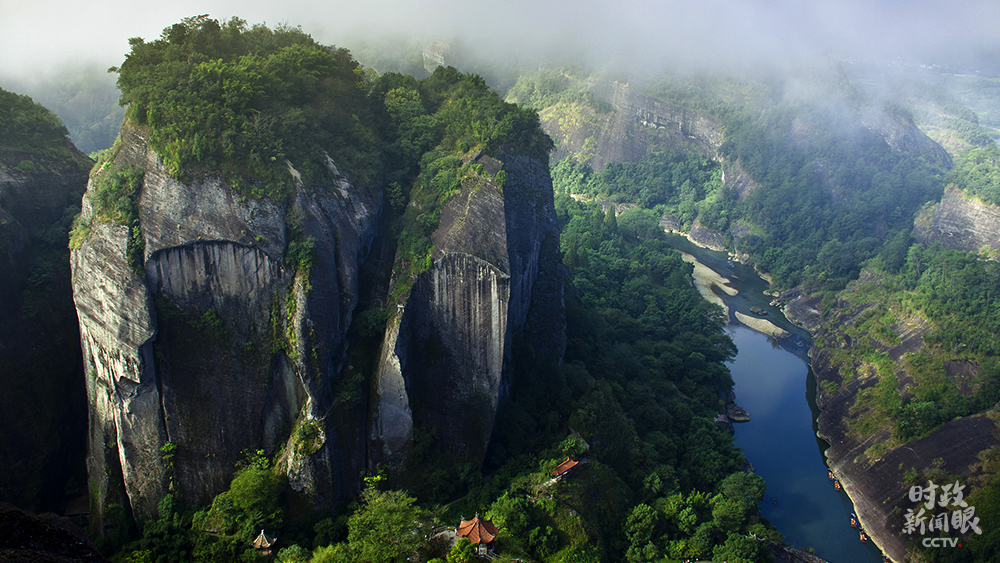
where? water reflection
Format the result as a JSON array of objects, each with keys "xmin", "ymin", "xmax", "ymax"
[
  {"xmin": 727, "ymin": 325, "xmax": 883, "ymax": 562},
  {"xmin": 664, "ymin": 234, "xmax": 886, "ymax": 560}
]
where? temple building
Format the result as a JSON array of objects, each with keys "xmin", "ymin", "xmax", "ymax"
[
  {"xmin": 551, "ymin": 457, "xmax": 579, "ymax": 478},
  {"xmin": 456, "ymin": 515, "xmax": 499, "ymax": 554}
]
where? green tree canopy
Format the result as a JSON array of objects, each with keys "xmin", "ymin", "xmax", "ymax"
[
  {"xmin": 0, "ymin": 87, "xmax": 72, "ymax": 160},
  {"xmin": 113, "ymin": 15, "xmax": 378, "ymax": 199},
  {"xmin": 346, "ymin": 484, "xmax": 428, "ymax": 563}
]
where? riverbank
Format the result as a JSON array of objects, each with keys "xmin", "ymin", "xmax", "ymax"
[
  {"xmin": 679, "ymin": 251, "xmax": 736, "ymax": 315},
  {"xmin": 809, "ymin": 296, "xmax": 1000, "ymax": 563},
  {"xmin": 734, "ymin": 311, "xmax": 790, "ymax": 338},
  {"xmin": 666, "ymin": 232, "xmax": 885, "ymax": 562}
]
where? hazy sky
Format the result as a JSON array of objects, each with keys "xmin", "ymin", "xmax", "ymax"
[{"xmin": 2, "ymin": 0, "xmax": 999, "ymax": 82}]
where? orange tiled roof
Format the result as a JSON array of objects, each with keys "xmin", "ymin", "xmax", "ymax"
[
  {"xmin": 551, "ymin": 457, "xmax": 579, "ymax": 477},
  {"xmin": 457, "ymin": 516, "xmax": 499, "ymax": 544}
]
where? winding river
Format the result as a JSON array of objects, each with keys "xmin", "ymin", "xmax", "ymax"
[{"xmin": 664, "ymin": 235, "xmax": 884, "ymax": 563}]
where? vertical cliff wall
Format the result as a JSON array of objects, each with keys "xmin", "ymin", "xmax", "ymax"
[
  {"xmin": 0, "ymin": 143, "xmax": 91, "ymax": 513},
  {"xmin": 370, "ymin": 152, "xmax": 565, "ymax": 472},
  {"xmin": 71, "ymin": 122, "xmax": 380, "ymax": 529},
  {"xmin": 913, "ymin": 185, "xmax": 1000, "ymax": 253}
]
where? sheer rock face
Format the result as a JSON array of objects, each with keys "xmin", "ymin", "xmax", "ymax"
[
  {"xmin": 687, "ymin": 219, "xmax": 726, "ymax": 252},
  {"xmin": 71, "ymin": 122, "xmax": 380, "ymax": 528},
  {"xmin": 371, "ymin": 153, "xmax": 566, "ymax": 471},
  {"xmin": 860, "ymin": 105, "xmax": 953, "ymax": 170},
  {"xmin": 913, "ymin": 186, "xmax": 1000, "ymax": 254},
  {"xmin": 539, "ymin": 79, "xmax": 757, "ymax": 196},
  {"xmin": 0, "ymin": 144, "xmax": 91, "ymax": 513},
  {"xmin": 811, "ymin": 306, "xmax": 999, "ymax": 563}
]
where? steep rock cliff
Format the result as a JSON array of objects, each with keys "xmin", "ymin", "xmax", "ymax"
[
  {"xmin": 0, "ymin": 142, "xmax": 91, "ymax": 513},
  {"xmin": 538, "ymin": 80, "xmax": 758, "ymax": 197},
  {"xmin": 810, "ymin": 281, "xmax": 999, "ymax": 563},
  {"xmin": 861, "ymin": 104, "xmax": 953, "ymax": 170},
  {"xmin": 913, "ymin": 185, "xmax": 1000, "ymax": 254},
  {"xmin": 370, "ymin": 152, "xmax": 565, "ymax": 472},
  {"xmin": 71, "ymin": 122, "xmax": 380, "ymax": 528}
]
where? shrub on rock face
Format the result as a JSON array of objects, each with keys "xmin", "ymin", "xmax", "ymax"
[
  {"xmin": 447, "ymin": 538, "xmax": 475, "ymax": 563},
  {"xmin": 196, "ymin": 452, "xmax": 284, "ymax": 545}
]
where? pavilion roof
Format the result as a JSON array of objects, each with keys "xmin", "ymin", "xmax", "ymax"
[
  {"xmin": 252, "ymin": 530, "xmax": 276, "ymax": 549},
  {"xmin": 551, "ymin": 457, "xmax": 579, "ymax": 477},
  {"xmin": 457, "ymin": 516, "xmax": 499, "ymax": 545}
]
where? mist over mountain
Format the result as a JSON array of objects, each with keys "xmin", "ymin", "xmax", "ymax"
[{"xmin": 3, "ymin": 0, "xmax": 1000, "ymax": 86}]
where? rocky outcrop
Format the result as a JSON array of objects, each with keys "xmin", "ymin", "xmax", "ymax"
[
  {"xmin": 0, "ymin": 142, "xmax": 91, "ymax": 513},
  {"xmin": 371, "ymin": 152, "xmax": 565, "ymax": 471},
  {"xmin": 780, "ymin": 288, "xmax": 824, "ymax": 333},
  {"xmin": 861, "ymin": 105, "xmax": 952, "ymax": 170},
  {"xmin": 71, "ymin": 122, "xmax": 381, "ymax": 528},
  {"xmin": 811, "ymin": 292, "xmax": 999, "ymax": 563},
  {"xmin": 721, "ymin": 159, "xmax": 757, "ymax": 201},
  {"xmin": 659, "ymin": 214, "xmax": 682, "ymax": 233},
  {"xmin": 687, "ymin": 219, "xmax": 726, "ymax": 251},
  {"xmin": 913, "ymin": 186, "xmax": 1000, "ymax": 254},
  {"xmin": 538, "ymin": 80, "xmax": 758, "ymax": 196}
]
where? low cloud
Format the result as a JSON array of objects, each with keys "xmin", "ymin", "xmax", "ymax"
[{"xmin": 2, "ymin": 0, "xmax": 998, "ymax": 86}]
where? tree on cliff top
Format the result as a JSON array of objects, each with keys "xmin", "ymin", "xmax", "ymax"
[
  {"xmin": 0, "ymin": 87, "xmax": 74, "ymax": 162},
  {"xmin": 112, "ymin": 15, "xmax": 378, "ymax": 199}
]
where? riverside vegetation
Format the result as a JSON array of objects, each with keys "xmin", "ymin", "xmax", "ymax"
[{"xmin": 514, "ymin": 66, "xmax": 1000, "ymax": 562}]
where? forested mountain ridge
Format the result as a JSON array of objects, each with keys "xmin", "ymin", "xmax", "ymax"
[{"xmin": 804, "ymin": 162, "xmax": 1000, "ymax": 562}]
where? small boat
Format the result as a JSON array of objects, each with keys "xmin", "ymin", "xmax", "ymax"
[
  {"xmin": 850, "ymin": 513, "xmax": 858, "ymax": 528},
  {"xmin": 834, "ymin": 478, "xmax": 842, "ymax": 491},
  {"xmin": 859, "ymin": 529, "xmax": 868, "ymax": 543},
  {"xmin": 828, "ymin": 469, "xmax": 835, "ymax": 481},
  {"xmin": 750, "ymin": 306, "xmax": 767, "ymax": 315}
]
